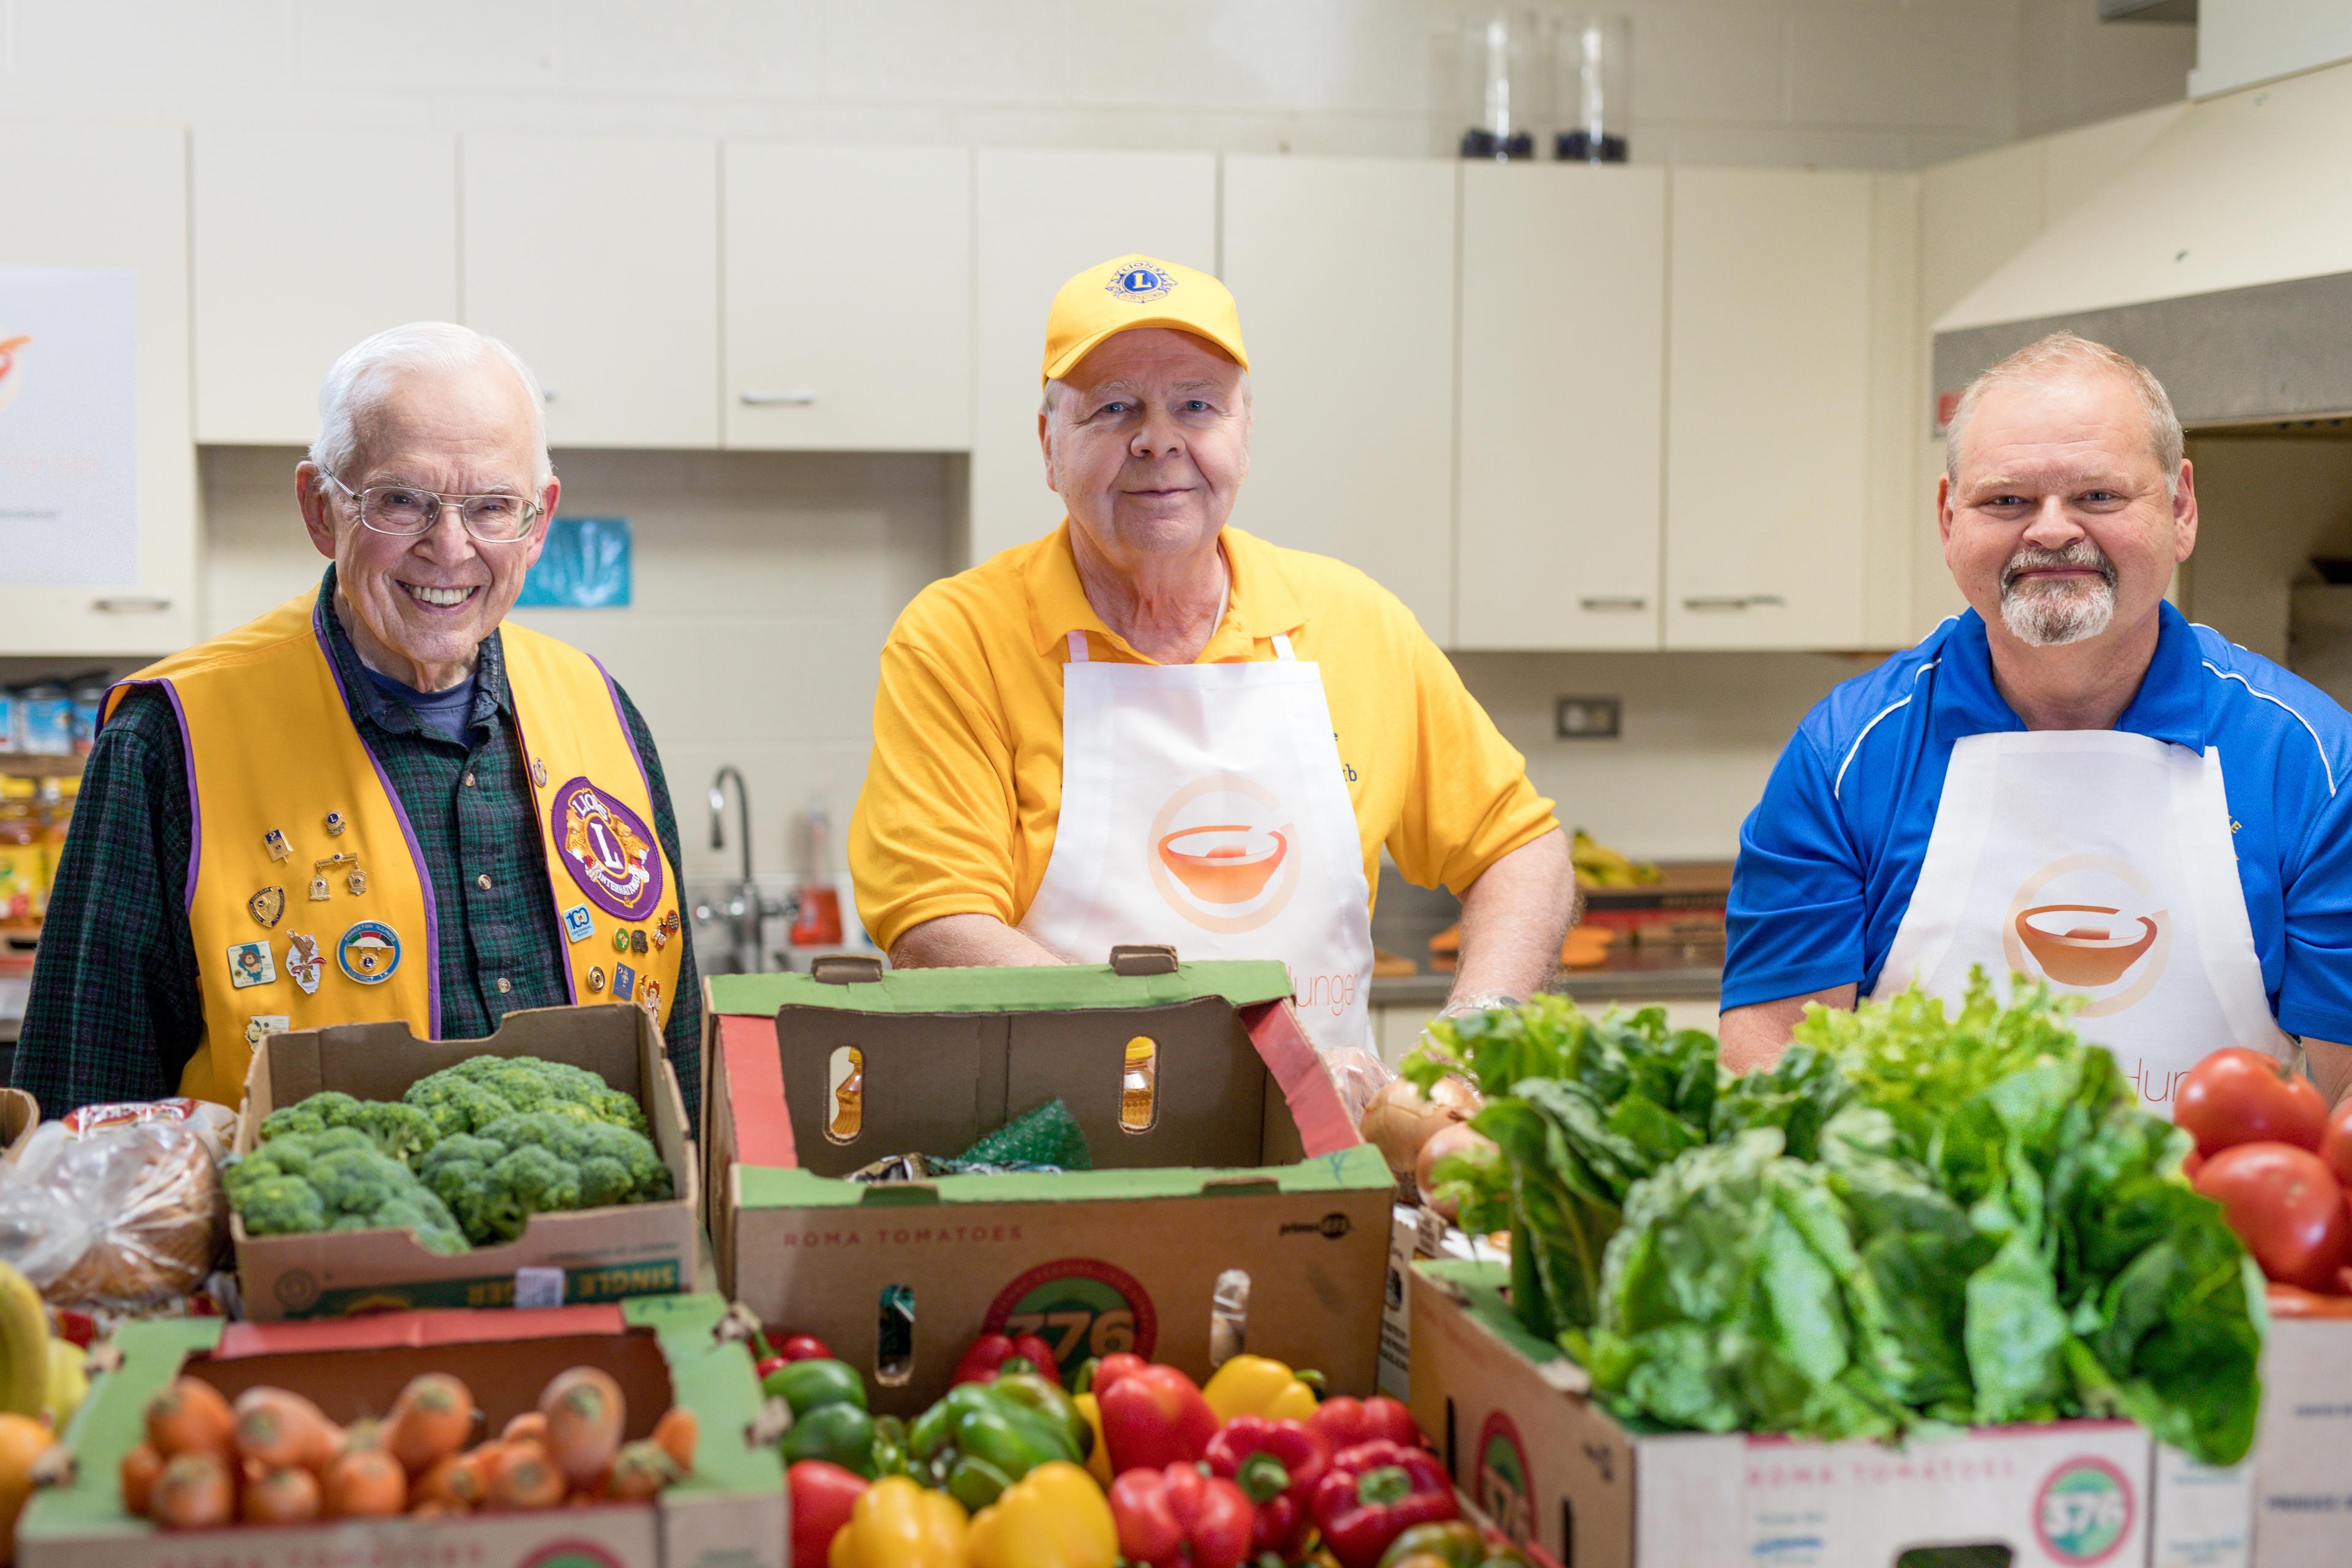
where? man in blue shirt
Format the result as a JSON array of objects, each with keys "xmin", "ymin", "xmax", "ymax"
[{"xmin": 1722, "ymin": 333, "xmax": 2352, "ymax": 1110}]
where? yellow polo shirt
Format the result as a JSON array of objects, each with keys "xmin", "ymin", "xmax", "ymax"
[{"xmin": 850, "ymin": 523, "xmax": 1560, "ymax": 955}]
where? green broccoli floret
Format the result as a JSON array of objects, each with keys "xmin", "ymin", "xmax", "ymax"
[
  {"xmin": 257, "ymin": 1090, "xmax": 441, "ymax": 1162},
  {"xmin": 492, "ymin": 1144, "xmax": 580, "ymax": 1212},
  {"xmin": 258, "ymin": 1090, "xmax": 362, "ymax": 1142},
  {"xmin": 231, "ymin": 1174, "xmax": 328, "ymax": 1235},
  {"xmin": 226, "ymin": 1137, "xmax": 469, "ymax": 1254},
  {"xmin": 401, "ymin": 1055, "xmax": 648, "ymax": 1137},
  {"xmin": 402, "ymin": 1076, "xmax": 514, "ymax": 1138},
  {"xmin": 575, "ymin": 1119, "xmax": 673, "ymax": 1202}
]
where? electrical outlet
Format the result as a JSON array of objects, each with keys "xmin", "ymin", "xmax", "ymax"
[{"xmin": 1555, "ymin": 696, "xmax": 1623, "ymax": 740}]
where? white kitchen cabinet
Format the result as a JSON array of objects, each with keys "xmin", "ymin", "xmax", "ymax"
[
  {"xmin": 969, "ymin": 149, "xmax": 1218, "ymax": 567},
  {"xmin": 193, "ymin": 129, "xmax": 458, "ymax": 446},
  {"xmin": 723, "ymin": 146, "xmax": 970, "ymax": 452},
  {"xmin": 0, "ymin": 124, "xmax": 197, "ymax": 655},
  {"xmin": 1221, "ymin": 157, "xmax": 1460, "ymax": 644},
  {"xmin": 1663, "ymin": 168, "xmax": 1875, "ymax": 650},
  {"xmin": 1456, "ymin": 164, "xmax": 1667, "ymax": 650},
  {"xmin": 463, "ymin": 135, "xmax": 719, "ymax": 450}
]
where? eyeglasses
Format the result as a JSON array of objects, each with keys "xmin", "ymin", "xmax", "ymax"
[{"xmin": 322, "ymin": 475, "xmax": 543, "ymax": 543}]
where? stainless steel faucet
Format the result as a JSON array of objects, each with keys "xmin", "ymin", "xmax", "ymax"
[{"xmin": 703, "ymin": 765, "xmax": 783, "ymax": 973}]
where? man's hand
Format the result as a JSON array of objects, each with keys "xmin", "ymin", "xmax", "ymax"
[
  {"xmin": 888, "ymin": 912, "xmax": 1069, "ymax": 970},
  {"xmin": 1719, "ymin": 985, "xmax": 1858, "ymax": 1074},
  {"xmin": 1446, "ymin": 829, "xmax": 1574, "ymax": 1010}
]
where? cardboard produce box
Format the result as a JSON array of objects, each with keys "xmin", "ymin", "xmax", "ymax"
[
  {"xmin": 2247, "ymin": 1313, "xmax": 2352, "ymax": 1567},
  {"xmin": 1409, "ymin": 1259, "xmax": 2256, "ymax": 1568},
  {"xmin": 233, "ymin": 1004, "xmax": 699, "ymax": 1319},
  {"xmin": 704, "ymin": 954, "xmax": 1392, "ymax": 1415},
  {"xmin": 20, "ymin": 1292, "xmax": 783, "ymax": 1568}
]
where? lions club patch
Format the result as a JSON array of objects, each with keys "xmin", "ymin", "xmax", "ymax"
[
  {"xmin": 551, "ymin": 777, "xmax": 665, "ymax": 923},
  {"xmin": 337, "ymin": 920, "xmax": 402, "ymax": 985},
  {"xmin": 1105, "ymin": 262, "xmax": 1175, "ymax": 303}
]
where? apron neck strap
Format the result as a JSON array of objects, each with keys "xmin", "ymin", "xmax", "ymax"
[{"xmin": 1065, "ymin": 630, "xmax": 1090, "ymax": 664}]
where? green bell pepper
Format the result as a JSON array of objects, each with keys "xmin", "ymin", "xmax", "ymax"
[
  {"xmin": 782, "ymin": 1400, "xmax": 881, "ymax": 1477},
  {"xmin": 903, "ymin": 1377, "xmax": 1084, "ymax": 1509},
  {"xmin": 989, "ymin": 1367, "xmax": 1093, "ymax": 1461},
  {"xmin": 766, "ymin": 1357, "xmax": 869, "ymax": 1417}
]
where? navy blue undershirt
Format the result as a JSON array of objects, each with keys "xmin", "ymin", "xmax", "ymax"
[{"xmin": 359, "ymin": 663, "xmax": 480, "ymax": 744}]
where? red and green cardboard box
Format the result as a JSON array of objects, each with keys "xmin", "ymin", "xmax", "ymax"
[
  {"xmin": 703, "ymin": 957, "xmax": 1392, "ymax": 1415},
  {"xmin": 20, "ymin": 1292, "xmax": 785, "ymax": 1568}
]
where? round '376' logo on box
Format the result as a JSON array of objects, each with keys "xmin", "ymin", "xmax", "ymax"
[
  {"xmin": 2034, "ymin": 1456, "xmax": 2134, "ymax": 1565},
  {"xmin": 982, "ymin": 1257, "xmax": 1156, "ymax": 1387}
]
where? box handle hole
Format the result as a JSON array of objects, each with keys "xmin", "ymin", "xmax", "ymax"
[
  {"xmin": 1893, "ymin": 1550, "xmax": 2013, "ymax": 1568},
  {"xmin": 1120, "ymin": 1035, "xmax": 1158, "ymax": 1132},
  {"xmin": 876, "ymin": 1284, "xmax": 914, "ymax": 1386},
  {"xmin": 1208, "ymin": 1268, "xmax": 1250, "ymax": 1366},
  {"xmin": 826, "ymin": 1045, "xmax": 864, "ymax": 1143}
]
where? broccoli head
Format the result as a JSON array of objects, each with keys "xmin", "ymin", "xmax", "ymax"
[
  {"xmin": 225, "ymin": 1136, "xmax": 469, "ymax": 1254},
  {"xmin": 401, "ymin": 1110, "xmax": 671, "ymax": 1245},
  {"xmin": 401, "ymin": 1055, "xmax": 649, "ymax": 1137},
  {"xmin": 258, "ymin": 1090, "xmax": 440, "ymax": 1162}
]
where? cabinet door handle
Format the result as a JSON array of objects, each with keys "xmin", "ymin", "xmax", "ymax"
[
  {"xmin": 93, "ymin": 596, "xmax": 172, "ymax": 613},
  {"xmin": 1578, "ymin": 595, "xmax": 1648, "ymax": 611},
  {"xmin": 739, "ymin": 389, "xmax": 818, "ymax": 406},
  {"xmin": 1682, "ymin": 594, "xmax": 1786, "ymax": 612}
]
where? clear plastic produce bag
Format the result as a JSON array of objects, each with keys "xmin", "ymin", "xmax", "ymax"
[{"xmin": 0, "ymin": 1110, "xmax": 231, "ymax": 1311}]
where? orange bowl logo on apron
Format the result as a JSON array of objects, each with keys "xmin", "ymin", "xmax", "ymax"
[
  {"xmin": 2003, "ymin": 853, "xmax": 2171, "ymax": 1017},
  {"xmin": 1147, "ymin": 774, "xmax": 1301, "ymax": 934},
  {"xmin": 551, "ymin": 776, "xmax": 665, "ymax": 922}
]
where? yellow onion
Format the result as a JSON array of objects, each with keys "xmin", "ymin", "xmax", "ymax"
[
  {"xmin": 1359, "ymin": 1074, "xmax": 1480, "ymax": 1180},
  {"xmin": 1416, "ymin": 1122, "xmax": 1498, "ymax": 1221}
]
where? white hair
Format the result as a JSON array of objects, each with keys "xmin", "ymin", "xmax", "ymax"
[
  {"xmin": 1945, "ymin": 331, "xmax": 2183, "ymax": 496},
  {"xmin": 308, "ymin": 322, "xmax": 551, "ymax": 488}
]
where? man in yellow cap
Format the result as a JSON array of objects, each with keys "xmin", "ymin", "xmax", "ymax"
[{"xmin": 849, "ymin": 255, "xmax": 1571, "ymax": 1069}]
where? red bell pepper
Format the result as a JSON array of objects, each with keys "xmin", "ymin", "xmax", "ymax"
[
  {"xmin": 1109, "ymin": 1462, "xmax": 1256, "ymax": 1568},
  {"xmin": 1204, "ymin": 1415, "xmax": 1330, "ymax": 1556},
  {"xmin": 1095, "ymin": 1357, "xmax": 1219, "ymax": 1472},
  {"xmin": 786, "ymin": 1459, "xmax": 868, "ymax": 1566},
  {"xmin": 1310, "ymin": 1393, "xmax": 1421, "ymax": 1453},
  {"xmin": 779, "ymin": 1333, "xmax": 835, "ymax": 1363},
  {"xmin": 951, "ymin": 1330, "xmax": 1063, "ymax": 1387},
  {"xmin": 1310, "ymin": 1439, "xmax": 1460, "ymax": 1568}
]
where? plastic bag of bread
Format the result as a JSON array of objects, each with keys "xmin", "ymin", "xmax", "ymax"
[{"xmin": 0, "ymin": 1106, "xmax": 230, "ymax": 1311}]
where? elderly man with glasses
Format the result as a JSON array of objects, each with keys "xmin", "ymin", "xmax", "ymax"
[{"xmin": 12, "ymin": 322, "xmax": 702, "ymax": 1116}]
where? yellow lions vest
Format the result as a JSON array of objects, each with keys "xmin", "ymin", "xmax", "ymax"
[{"xmin": 107, "ymin": 589, "xmax": 685, "ymax": 1105}]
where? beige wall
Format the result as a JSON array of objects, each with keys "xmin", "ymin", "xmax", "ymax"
[
  {"xmin": 2181, "ymin": 435, "xmax": 2352, "ymax": 665},
  {"xmin": 5, "ymin": 0, "xmax": 2187, "ymax": 172}
]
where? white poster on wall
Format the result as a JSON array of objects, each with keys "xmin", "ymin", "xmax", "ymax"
[{"xmin": 0, "ymin": 266, "xmax": 138, "ymax": 584}]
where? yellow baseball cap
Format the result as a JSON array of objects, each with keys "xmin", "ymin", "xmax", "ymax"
[{"xmin": 1041, "ymin": 255, "xmax": 1249, "ymax": 383}]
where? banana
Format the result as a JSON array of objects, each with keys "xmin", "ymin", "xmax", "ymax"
[
  {"xmin": 0, "ymin": 1263, "xmax": 49, "ymax": 1419},
  {"xmin": 43, "ymin": 1338, "xmax": 87, "ymax": 1430}
]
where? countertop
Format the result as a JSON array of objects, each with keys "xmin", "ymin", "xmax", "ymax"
[{"xmin": 1370, "ymin": 941, "xmax": 1724, "ymax": 1008}]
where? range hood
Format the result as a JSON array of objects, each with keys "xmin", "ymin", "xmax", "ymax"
[{"xmin": 1932, "ymin": 58, "xmax": 2352, "ymax": 430}]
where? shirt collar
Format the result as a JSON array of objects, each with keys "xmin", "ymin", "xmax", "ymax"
[
  {"xmin": 317, "ymin": 567, "xmax": 511, "ymax": 737},
  {"xmin": 1022, "ymin": 521, "xmax": 1308, "ymax": 663},
  {"xmin": 1940, "ymin": 601, "xmax": 2204, "ymax": 750}
]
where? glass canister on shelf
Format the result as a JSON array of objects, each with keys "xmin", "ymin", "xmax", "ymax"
[
  {"xmin": 71, "ymin": 678, "xmax": 108, "ymax": 755},
  {"xmin": 1453, "ymin": 6, "xmax": 1544, "ymax": 160},
  {"xmin": 17, "ymin": 683, "xmax": 74, "ymax": 756},
  {"xmin": 1556, "ymin": 12, "xmax": 1632, "ymax": 163},
  {"xmin": 36, "ymin": 777, "xmax": 75, "ymax": 908}
]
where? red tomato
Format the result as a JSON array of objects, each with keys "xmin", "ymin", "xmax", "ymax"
[
  {"xmin": 2319, "ymin": 1098, "xmax": 2352, "ymax": 1188},
  {"xmin": 2180, "ymin": 1149, "xmax": 2205, "ymax": 1183},
  {"xmin": 2175, "ymin": 1047, "xmax": 2326, "ymax": 1158},
  {"xmin": 2193, "ymin": 1142, "xmax": 2352, "ymax": 1290}
]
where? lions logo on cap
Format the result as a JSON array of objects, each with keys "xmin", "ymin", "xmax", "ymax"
[
  {"xmin": 1106, "ymin": 262, "xmax": 1176, "ymax": 303},
  {"xmin": 337, "ymin": 920, "xmax": 402, "ymax": 985}
]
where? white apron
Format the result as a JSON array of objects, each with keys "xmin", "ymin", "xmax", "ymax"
[
  {"xmin": 1871, "ymin": 729, "xmax": 2296, "ymax": 1112},
  {"xmin": 1019, "ymin": 629, "xmax": 1376, "ymax": 1057}
]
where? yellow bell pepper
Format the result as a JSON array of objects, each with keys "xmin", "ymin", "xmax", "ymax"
[
  {"xmin": 828, "ymin": 1476, "xmax": 969, "ymax": 1568},
  {"xmin": 1071, "ymin": 1391, "xmax": 1112, "ymax": 1485},
  {"xmin": 967, "ymin": 1461, "xmax": 1117, "ymax": 1568},
  {"xmin": 1202, "ymin": 1353, "xmax": 1320, "ymax": 1424}
]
